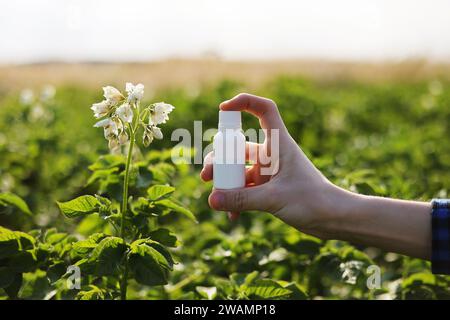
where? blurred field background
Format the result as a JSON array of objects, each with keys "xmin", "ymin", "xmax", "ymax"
[
  {"xmin": 1, "ymin": 0, "xmax": 450, "ymax": 300},
  {"xmin": 1, "ymin": 57, "xmax": 450, "ymax": 299},
  {"xmin": 2, "ymin": 59, "xmax": 450, "ymax": 92}
]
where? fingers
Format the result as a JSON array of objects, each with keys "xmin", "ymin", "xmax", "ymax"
[
  {"xmin": 219, "ymin": 93, "xmax": 287, "ymax": 132},
  {"xmin": 201, "ymin": 162, "xmax": 262, "ymax": 186},
  {"xmin": 200, "ymin": 152, "xmax": 213, "ymax": 181},
  {"xmin": 200, "ymin": 142, "xmax": 261, "ymax": 182},
  {"xmin": 208, "ymin": 184, "xmax": 271, "ymax": 212},
  {"xmin": 245, "ymin": 164, "xmax": 271, "ymax": 185}
]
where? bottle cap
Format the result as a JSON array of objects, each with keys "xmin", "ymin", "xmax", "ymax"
[{"xmin": 218, "ymin": 111, "xmax": 241, "ymax": 129}]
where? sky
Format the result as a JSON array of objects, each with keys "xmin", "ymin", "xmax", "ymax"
[{"xmin": 1, "ymin": 0, "xmax": 450, "ymax": 63}]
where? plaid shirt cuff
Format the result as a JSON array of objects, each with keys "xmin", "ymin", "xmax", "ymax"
[{"xmin": 431, "ymin": 199, "xmax": 450, "ymax": 274}]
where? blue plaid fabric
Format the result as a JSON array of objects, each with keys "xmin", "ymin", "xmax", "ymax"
[{"xmin": 431, "ymin": 199, "xmax": 450, "ymax": 274}]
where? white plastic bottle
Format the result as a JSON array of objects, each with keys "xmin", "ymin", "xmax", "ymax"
[{"xmin": 213, "ymin": 111, "xmax": 246, "ymax": 189}]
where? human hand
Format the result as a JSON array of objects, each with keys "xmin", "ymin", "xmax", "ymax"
[{"xmin": 200, "ymin": 93, "xmax": 343, "ymax": 237}]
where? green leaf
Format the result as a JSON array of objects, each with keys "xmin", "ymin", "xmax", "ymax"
[
  {"xmin": 43, "ymin": 228, "xmax": 57, "ymax": 241},
  {"xmin": 94, "ymin": 195, "xmax": 113, "ymax": 217},
  {"xmin": 88, "ymin": 154, "xmax": 125, "ymax": 171},
  {"xmin": 149, "ymin": 163, "xmax": 176, "ymax": 183},
  {"xmin": 214, "ymin": 278, "xmax": 235, "ymax": 298},
  {"xmin": 72, "ymin": 233, "xmax": 108, "ymax": 255},
  {"xmin": 402, "ymin": 273, "xmax": 436, "ymax": 287},
  {"xmin": 244, "ymin": 279, "xmax": 292, "ymax": 299},
  {"xmin": 45, "ymin": 232, "xmax": 68, "ymax": 245},
  {"xmin": 0, "ymin": 227, "xmax": 35, "ymax": 259},
  {"xmin": 282, "ymin": 282, "xmax": 308, "ymax": 300},
  {"xmin": 231, "ymin": 271, "xmax": 259, "ymax": 288},
  {"xmin": 4, "ymin": 273, "xmax": 23, "ymax": 299},
  {"xmin": 86, "ymin": 167, "xmax": 119, "ymax": 186},
  {"xmin": 56, "ymin": 195, "xmax": 99, "ymax": 218},
  {"xmin": 19, "ymin": 270, "xmax": 52, "ymax": 299},
  {"xmin": 89, "ymin": 236, "xmax": 127, "ymax": 276},
  {"xmin": 0, "ymin": 227, "xmax": 20, "ymax": 259},
  {"xmin": 74, "ymin": 258, "xmax": 97, "ymax": 275},
  {"xmin": 196, "ymin": 286, "xmax": 217, "ymax": 300},
  {"xmin": 0, "ymin": 266, "xmax": 15, "ymax": 288},
  {"xmin": 136, "ymin": 165, "xmax": 153, "ymax": 189},
  {"xmin": 155, "ymin": 199, "xmax": 197, "ymax": 223},
  {"xmin": 149, "ymin": 228, "xmax": 180, "ymax": 247},
  {"xmin": 76, "ymin": 285, "xmax": 110, "ymax": 300},
  {"xmin": 128, "ymin": 240, "xmax": 172, "ymax": 286},
  {"xmin": 147, "ymin": 185, "xmax": 175, "ymax": 201},
  {"xmin": 76, "ymin": 214, "xmax": 108, "ymax": 236},
  {"xmin": 14, "ymin": 231, "xmax": 35, "ymax": 250},
  {"xmin": 244, "ymin": 271, "xmax": 260, "ymax": 286},
  {"xmin": 340, "ymin": 246, "xmax": 373, "ymax": 265},
  {"xmin": 0, "ymin": 192, "xmax": 32, "ymax": 216},
  {"xmin": 145, "ymin": 240, "xmax": 175, "ymax": 268},
  {"xmin": 47, "ymin": 261, "xmax": 67, "ymax": 284},
  {"xmin": 8, "ymin": 251, "xmax": 37, "ymax": 273},
  {"xmin": 95, "ymin": 194, "xmax": 112, "ymax": 208}
]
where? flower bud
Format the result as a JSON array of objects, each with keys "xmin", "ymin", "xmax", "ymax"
[
  {"xmin": 108, "ymin": 137, "xmax": 120, "ymax": 150},
  {"xmin": 118, "ymin": 130, "xmax": 128, "ymax": 145},
  {"xmin": 151, "ymin": 126, "xmax": 163, "ymax": 140},
  {"xmin": 143, "ymin": 126, "xmax": 154, "ymax": 147}
]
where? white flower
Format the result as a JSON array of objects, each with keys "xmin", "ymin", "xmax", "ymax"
[
  {"xmin": 41, "ymin": 85, "xmax": 56, "ymax": 102},
  {"xmin": 126, "ymin": 82, "xmax": 144, "ymax": 102},
  {"xmin": 28, "ymin": 104, "xmax": 51, "ymax": 122},
  {"xmin": 116, "ymin": 103, "xmax": 133, "ymax": 123},
  {"xmin": 28, "ymin": 104, "xmax": 44, "ymax": 122},
  {"xmin": 103, "ymin": 86, "xmax": 123, "ymax": 104},
  {"xmin": 151, "ymin": 126, "xmax": 163, "ymax": 140},
  {"xmin": 151, "ymin": 102, "xmax": 175, "ymax": 125},
  {"xmin": 20, "ymin": 89, "xmax": 34, "ymax": 105},
  {"xmin": 93, "ymin": 118, "xmax": 110, "ymax": 128},
  {"xmin": 94, "ymin": 118, "xmax": 118, "ymax": 139},
  {"xmin": 91, "ymin": 100, "xmax": 110, "ymax": 118}
]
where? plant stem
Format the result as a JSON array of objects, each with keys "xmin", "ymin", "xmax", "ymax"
[
  {"xmin": 120, "ymin": 131, "xmax": 135, "ymax": 239},
  {"xmin": 120, "ymin": 262, "xmax": 129, "ymax": 300},
  {"xmin": 119, "ymin": 128, "xmax": 135, "ymax": 300}
]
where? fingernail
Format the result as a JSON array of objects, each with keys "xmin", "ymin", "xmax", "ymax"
[{"xmin": 219, "ymin": 100, "xmax": 229, "ymax": 109}]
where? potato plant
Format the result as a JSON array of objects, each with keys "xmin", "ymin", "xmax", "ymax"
[
  {"xmin": 55, "ymin": 84, "xmax": 194, "ymax": 300},
  {"xmin": 1, "ymin": 83, "xmax": 196, "ymax": 300}
]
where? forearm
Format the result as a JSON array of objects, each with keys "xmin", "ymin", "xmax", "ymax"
[{"xmin": 320, "ymin": 186, "xmax": 432, "ymax": 260}]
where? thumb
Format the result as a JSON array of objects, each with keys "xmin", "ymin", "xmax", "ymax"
[{"xmin": 208, "ymin": 185, "xmax": 271, "ymax": 212}]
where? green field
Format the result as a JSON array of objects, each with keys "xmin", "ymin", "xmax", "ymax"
[{"xmin": 0, "ymin": 71, "xmax": 449, "ymax": 300}]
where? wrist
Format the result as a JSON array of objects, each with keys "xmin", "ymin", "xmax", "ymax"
[{"xmin": 310, "ymin": 183, "xmax": 365, "ymax": 239}]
